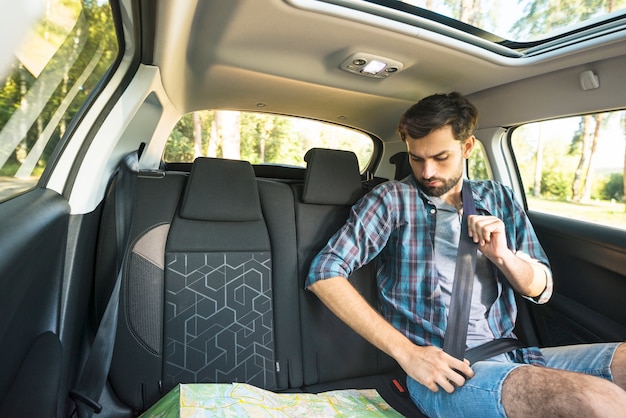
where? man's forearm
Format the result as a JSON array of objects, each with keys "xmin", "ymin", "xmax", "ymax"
[
  {"xmin": 492, "ymin": 250, "xmax": 548, "ymax": 298},
  {"xmin": 307, "ymin": 276, "xmax": 475, "ymax": 392}
]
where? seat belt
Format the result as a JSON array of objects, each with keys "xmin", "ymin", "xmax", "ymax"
[
  {"xmin": 442, "ymin": 180, "xmax": 478, "ymax": 361},
  {"xmin": 70, "ymin": 151, "xmax": 139, "ymax": 417},
  {"xmin": 442, "ymin": 180, "xmax": 526, "ymax": 364}
]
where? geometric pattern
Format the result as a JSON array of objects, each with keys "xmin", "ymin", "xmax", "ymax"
[{"xmin": 163, "ymin": 252, "xmax": 276, "ymax": 391}]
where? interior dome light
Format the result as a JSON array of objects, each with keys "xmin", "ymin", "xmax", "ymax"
[
  {"xmin": 361, "ymin": 59, "xmax": 387, "ymax": 74},
  {"xmin": 340, "ymin": 52, "xmax": 403, "ymax": 79}
]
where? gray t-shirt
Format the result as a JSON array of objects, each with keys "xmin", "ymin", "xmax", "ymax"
[{"xmin": 430, "ymin": 196, "xmax": 497, "ymax": 348}]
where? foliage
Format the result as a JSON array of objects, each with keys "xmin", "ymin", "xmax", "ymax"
[
  {"xmin": 468, "ymin": 143, "xmax": 489, "ymax": 180},
  {"xmin": 599, "ymin": 173, "xmax": 625, "ymax": 202},
  {"xmin": 1, "ymin": 0, "xmax": 625, "ymax": 220},
  {"xmin": 164, "ymin": 110, "xmax": 374, "ymax": 170},
  {"xmin": 512, "ymin": 0, "xmax": 626, "ymax": 38},
  {"xmin": 0, "ymin": 0, "xmax": 117, "ymax": 177},
  {"xmin": 540, "ymin": 168, "xmax": 570, "ymax": 199}
]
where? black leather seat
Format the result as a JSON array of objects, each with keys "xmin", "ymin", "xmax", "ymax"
[
  {"xmin": 103, "ymin": 158, "xmax": 285, "ymax": 412},
  {"xmin": 292, "ymin": 148, "xmax": 395, "ymax": 385}
]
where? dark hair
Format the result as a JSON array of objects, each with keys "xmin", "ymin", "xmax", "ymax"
[{"xmin": 398, "ymin": 92, "xmax": 478, "ymax": 142}]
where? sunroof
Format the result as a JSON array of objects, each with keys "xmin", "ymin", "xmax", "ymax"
[
  {"xmin": 312, "ymin": 0, "xmax": 626, "ymax": 55},
  {"xmin": 392, "ymin": 0, "xmax": 626, "ymax": 42}
]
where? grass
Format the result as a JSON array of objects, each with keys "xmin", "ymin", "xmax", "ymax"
[{"xmin": 527, "ymin": 196, "xmax": 626, "ymax": 230}]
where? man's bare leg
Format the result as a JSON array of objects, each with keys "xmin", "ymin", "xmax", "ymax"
[
  {"xmin": 611, "ymin": 343, "xmax": 626, "ymax": 389},
  {"xmin": 502, "ymin": 365, "xmax": 626, "ymax": 417}
]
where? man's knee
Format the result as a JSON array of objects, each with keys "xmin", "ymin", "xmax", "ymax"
[{"xmin": 502, "ymin": 365, "xmax": 626, "ymax": 418}]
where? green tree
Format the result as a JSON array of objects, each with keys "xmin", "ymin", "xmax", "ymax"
[
  {"xmin": 512, "ymin": 0, "xmax": 626, "ymax": 38},
  {"xmin": 569, "ymin": 115, "xmax": 592, "ymax": 202},
  {"xmin": 513, "ymin": 0, "xmax": 626, "ymax": 204},
  {"xmin": 599, "ymin": 173, "xmax": 624, "ymax": 202},
  {"xmin": 164, "ymin": 111, "xmax": 374, "ymax": 170},
  {"xmin": 541, "ymin": 168, "xmax": 570, "ymax": 199},
  {"xmin": 0, "ymin": 0, "xmax": 117, "ymax": 178},
  {"xmin": 623, "ymin": 112, "xmax": 626, "ymax": 211},
  {"xmin": 164, "ymin": 112, "xmax": 196, "ymax": 162},
  {"xmin": 468, "ymin": 142, "xmax": 489, "ymax": 180}
]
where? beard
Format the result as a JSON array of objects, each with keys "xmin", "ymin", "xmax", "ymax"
[{"xmin": 417, "ymin": 171, "xmax": 463, "ymax": 197}]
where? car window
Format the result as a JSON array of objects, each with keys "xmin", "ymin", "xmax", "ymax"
[
  {"xmin": 511, "ymin": 110, "xmax": 626, "ymax": 230},
  {"xmin": 0, "ymin": 0, "xmax": 117, "ymax": 202},
  {"xmin": 468, "ymin": 140, "xmax": 492, "ymax": 180},
  {"xmin": 164, "ymin": 110, "xmax": 375, "ymax": 171}
]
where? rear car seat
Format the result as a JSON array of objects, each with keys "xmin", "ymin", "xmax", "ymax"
[
  {"xmin": 293, "ymin": 148, "xmax": 396, "ymax": 385},
  {"xmin": 162, "ymin": 158, "xmax": 277, "ymax": 392},
  {"xmin": 95, "ymin": 152, "xmax": 424, "ymax": 416},
  {"xmin": 100, "ymin": 158, "xmax": 297, "ymax": 412},
  {"xmin": 292, "ymin": 148, "xmax": 426, "ymax": 417}
]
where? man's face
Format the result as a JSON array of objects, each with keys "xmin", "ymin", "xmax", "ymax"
[{"xmin": 406, "ymin": 125, "xmax": 474, "ymax": 199}]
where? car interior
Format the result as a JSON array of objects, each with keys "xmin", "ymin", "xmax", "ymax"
[{"xmin": 0, "ymin": 0, "xmax": 625, "ymax": 416}]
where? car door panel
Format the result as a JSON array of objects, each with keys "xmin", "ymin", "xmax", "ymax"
[
  {"xmin": 526, "ymin": 211, "xmax": 626, "ymax": 347},
  {"xmin": 0, "ymin": 189, "xmax": 70, "ymax": 414}
]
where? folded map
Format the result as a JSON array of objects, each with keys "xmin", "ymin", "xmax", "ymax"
[{"xmin": 141, "ymin": 382, "xmax": 404, "ymax": 417}]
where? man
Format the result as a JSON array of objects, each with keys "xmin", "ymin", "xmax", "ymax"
[{"xmin": 306, "ymin": 92, "xmax": 626, "ymax": 417}]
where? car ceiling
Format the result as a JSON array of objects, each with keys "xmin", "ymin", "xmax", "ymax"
[{"xmin": 145, "ymin": 0, "xmax": 626, "ymax": 141}]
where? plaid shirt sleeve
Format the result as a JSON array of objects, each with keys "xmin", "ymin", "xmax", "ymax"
[{"xmin": 305, "ymin": 185, "xmax": 396, "ymax": 288}]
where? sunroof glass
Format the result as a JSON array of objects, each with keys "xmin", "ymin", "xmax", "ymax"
[{"xmin": 378, "ymin": 0, "xmax": 626, "ymax": 43}]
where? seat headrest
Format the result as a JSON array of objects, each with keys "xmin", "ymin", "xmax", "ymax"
[
  {"xmin": 179, "ymin": 157, "xmax": 262, "ymax": 221},
  {"xmin": 389, "ymin": 151, "xmax": 412, "ymax": 180},
  {"xmin": 302, "ymin": 148, "xmax": 363, "ymax": 205}
]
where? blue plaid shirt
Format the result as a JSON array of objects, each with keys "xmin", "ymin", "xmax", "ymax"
[{"xmin": 306, "ymin": 177, "xmax": 552, "ymax": 365}]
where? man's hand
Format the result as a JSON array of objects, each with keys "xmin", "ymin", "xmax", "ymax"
[
  {"xmin": 396, "ymin": 344, "xmax": 474, "ymax": 393},
  {"xmin": 467, "ymin": 214, "xmax": 508, "ymax": 260}
]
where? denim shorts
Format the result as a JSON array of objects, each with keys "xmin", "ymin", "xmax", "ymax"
[{"xmin": 406, "ymin": 342, "xmax": 621, "ymax": 418}]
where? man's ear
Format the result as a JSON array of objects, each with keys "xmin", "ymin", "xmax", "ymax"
[{"xmin": 462, "ymin": 135, "xmax": 475, "ymax": 159}]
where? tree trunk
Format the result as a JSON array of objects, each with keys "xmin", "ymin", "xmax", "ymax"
[
  {"xmin": 572, "ymin": 115, "xmax": 592, "ymax": 202},
  {"xmin": 259, "ymin": 118, "xmax": 275, "ymax": 163},
  {"xmin": 193, "ymin": 112, "xmax": 202, "ymax": 159},
  {"xmin": 581, "ymin": 114, "xmax": 604, "ymax": 202},
  {"xmin": 623, "ymin": 112, "xmax": 626, "ymax": 212},
  {"xmin": 220, "ymin": 110, "xmax": 240, "ymax": 159},
  {"xmin": 533, "ymin": 125, "xmax": 543, "ymax": 197},
  {"xmin": 460, "ymin": 0, "xmax": 481, "ymax": 26},
  {"xmin": 208, "ymin": 112, "xmax": 219, "ymax": 158}
]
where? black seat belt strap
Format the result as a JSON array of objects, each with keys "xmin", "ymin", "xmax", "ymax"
[
  {"xmin": 442, "ymin": 180, "xmax": 528, "ymax": 364},
  {"xmin": 442, "ymin": 180, "xmax": 477, "ymax": 361},
  {"xmin": 465, "ymin": 338, "xmax": 526, "ymax": 364},
  {"xmin": 70, "ymin": 151, "xmax": 138, "ymax": 417}
]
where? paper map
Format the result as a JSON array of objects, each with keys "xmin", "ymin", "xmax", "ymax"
[{"xmin": 141, "ymin": 383, "xmax": 404, "ymax": 417}]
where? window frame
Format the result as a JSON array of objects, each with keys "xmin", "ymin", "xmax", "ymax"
[{"xmin": 507, "ymin": 112, "xmax": 626, "ymax": 230}]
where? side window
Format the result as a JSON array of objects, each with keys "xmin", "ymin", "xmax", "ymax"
[
  {"xmin": 468, "ymin": 140, "xmax": 492, "ymax": 180},
  {"xmin": 164, "ymin": 110, "xmax": 375, "ymax": 171},
  {"xmin": 511, "ymin": 111, "xmax": 626, "ymax": 230},
  {"xmin": 0, "ymin": 0, "xmax": 118, "ymax": 202}
]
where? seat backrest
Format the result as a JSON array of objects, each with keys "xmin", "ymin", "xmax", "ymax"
[
  {"xmin": 105, "ymin": 158, "xmax": 286, "ymax": 411},
  {"xmin": 293, "ymin": 148, "xmax": 395, "ymax": 386},
  {"xmin": 162, "ymin": 158, "xmax": 276, "ymax": 392},
  {"xmin": 389, "ymin": 151, "xmax": 412, "ymax": 180},
  {"xmin": 257, "ymin": 178, "xmax": 304, "ymax": 389}
]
